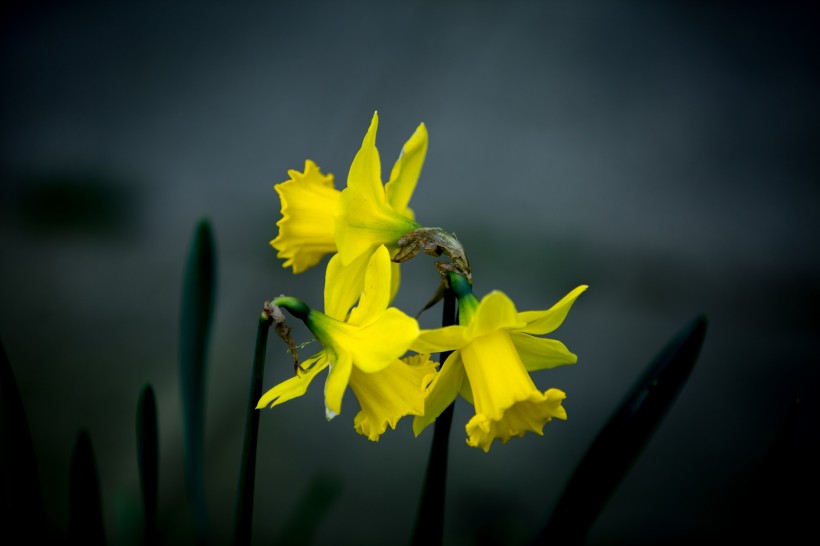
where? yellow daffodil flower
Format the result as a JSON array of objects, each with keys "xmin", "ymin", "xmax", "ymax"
[
  {"xmin": 270, "ymin": 112, "xmax": 427, "ymax": 275},
  {"xmin": 411, "ymin": 273, "xmax": 588, "ymax": 452},
  {"xmin": 257, "ymin": 245, "xmax": 436, "ymax": 441}
]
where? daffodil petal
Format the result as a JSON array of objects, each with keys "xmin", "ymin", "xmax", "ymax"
[
  {"xmin": 411, "ymin": 325, "xmax": 466, "ymax": 354},
  {"xmin": 346, "ymin": 111, "xmax": 383, "ymax": 203},
  {"xmin": 270, "ymin": 160, "xmax": 339, "ymax": 273},
  {"xmin": 349, "ymin": 354, "xmax": 437, "ymax": 441},
  {"xmin": 517, "ymin": 285, "xmax": 588, "ymax": 335},
  {"xmin": 467, "ymin": 291, "xmax": 526, "ymax": 339},
  {"xmin": 324, "ymin": 351, "xmax": 352, "ymax": 419},
  {"xmin": 256, "ymin": 353, "xmax": 328, "ymax": 409},
  {"xmin": 335, "ymin": 186, "xmax": 420, "ymax": 265},
  {"xmin": 313, "ymin": 280, "xmax": 418, "ymax": 375},
  {"xmin": 385, "ymin": 122, "xmax": 428, "ymax": 217},
  {"xmin": 347, "ymin": 308, "xmax": 419, "ymax": 373},
  {"xmin": 413, "ymin": 351, "xmax": 463, "ymax": 436},
  {"xmin": 323, "ymin": 252, "xmax": 370, "ymax": 322},
  {"xmin": 510, "ymin": 333, "xmax": 578, "ymax": 371},
  {"xmin": 347, "ymin": 245, "xmax": 392, "ymax": 326}
]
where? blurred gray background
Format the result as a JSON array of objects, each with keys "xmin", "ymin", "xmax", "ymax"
[{"xmin": 1, "ymin": 1, "xmax": 818, "ymax": 545}]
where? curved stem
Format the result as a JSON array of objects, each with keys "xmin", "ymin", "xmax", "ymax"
[{"xmin": 233, "ymin": 313, "xmax": 273, "ymax": 546}]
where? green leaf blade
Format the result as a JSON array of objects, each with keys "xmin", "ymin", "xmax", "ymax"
[
  {"xmin": 179, "ymin": 218, "xmax": 217, "ymax": 544},
  {"xmin": 69, "ymin": 429, "xmax": 106, "ymax": 546},
  {"xmin": 137, "ymin": 383, "xmax": 159, "ymax": 545},
  {"xmin": 533, "ymin": 315, "xmax": 708, "ymax": 545},
  {"xmin": 0, "ymin": 337, "xmax": 49, "ymax": 539}
]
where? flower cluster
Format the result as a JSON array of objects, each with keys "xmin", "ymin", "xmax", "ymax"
[{"xmin": 257, "ymin": 111, "xmax": 587, "ymax": 451}]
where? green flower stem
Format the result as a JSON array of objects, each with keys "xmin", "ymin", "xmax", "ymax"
[
  {"xmin": 233, "ymin": 312, "xmax": 274, "ymax": 546},
  {"xmin": 447, "ymin": 271, "xmax": 478, "ymax": 324},
  {"xmin": 272, "ymin": 296, "xmax": 311, "ymax": 321},
  {"xmin": 410, "ymin": 287, "xmax": 457, "ymax": 546}
]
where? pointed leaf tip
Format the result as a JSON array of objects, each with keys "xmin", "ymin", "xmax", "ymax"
[
  {"xmin": 0, "ymin": 337, "xmax": 49, "ymax": 537},
  {"xmin": 69, "ymin": 429, "xmax": 106, "ymax": 545},
  {"xmin": 137, "ymin": 384, "xmax": 159, "ymax": 544},
  {"xmin": 179, "ymin": 218, "xmax": 217, "ymax": 542}
]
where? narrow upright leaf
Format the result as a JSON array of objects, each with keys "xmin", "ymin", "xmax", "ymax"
[
  {"xmin": 0, "ymin": 337, "xmax": 49, "ymax": 540},
  {"xmin": 410, "ymin": 289, "xmax": 457, "ymax": 546},
  {"xmin": 232, "ymin": 312, "xmax": 273, "ymax": 546},
  {"xmin": 136, "ymin": 384, "xmax": 159, "ymax": 545},
  {"xmin": 69, "ymin": 429, "xmax": 106, "ymax": 546},
  {"xmin": 179, "ymin": 218, "xmax": 217, "ymax": 544},
  {"xmin": 533, "ymin": 315, "xmax": 707, "ymax": 545}
]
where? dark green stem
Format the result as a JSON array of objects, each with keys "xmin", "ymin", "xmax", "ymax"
[
  {"xmin": 446, "ymin": 271, "xmax": 472, "ymax": 299},
  {"xmin": 447, "ymin": 271, "xmax": 478, "ymax": 325},
  {"xmin": 410, "ymin": 288, "xmax": 457, "ymax": 546},
  {"xmin": 272, "ymin": 296, "xmax": 311, "ymax": 321},
  {"xmin": 232, "ymin": 312, "xmax": 273, "ymax": 546}
]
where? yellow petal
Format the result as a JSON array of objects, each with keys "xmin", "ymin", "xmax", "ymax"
[
  {"xmin": 411, "ymin": 325, "xmax": 467, "ymax": 354},
  {"xmin": 256, "ymin": 353, "xmax": 329, "ymax": 409},
  {"xmin": 346, "ymin": 111, "xmax": 384, "ymax": 206},
  {"xmin": 349, "ymin": 354, "xmax": 437, "ymax": 441},
  {"xmin": 310, "ymin": 294, "xmax": 418, "ymax": 375},
  {"xmin": 413, "ymin": 351, "xmax": 464, "ymax": 437},
  {"xmin": 466, "ymin": 291, "xmax": 526, "ymax": 340},
  {"xmin": 324, "ymin": 351, "xmax": 352, "ymax": 419},
  {"xmin": 385, "ymin": 122, "xmax": 428, "ymax": 217},
  {"xmin": 346, "ymin": 245, "xmax": 392, "ymax": 326},
  {"xmin": 516, "ymin": 285, "xmax": 588, "ymax": 335},
  {"xmin": 323, "ymin": 251, "xmax": 370, "ymax": 322},
  {"xmin": 345, "ymin": 308, "xmax": 419, "ymax": 373},
  {"xmin": 335, "ymin": 185, "xmax": 420, "ymax": 265},
  {"xmin": 510, "ymin": 333, "xmax": 578, "ymax": 372},
  {"xmin": 270, "ymin": 160, "xmax": 340, "ymax": 273}
]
